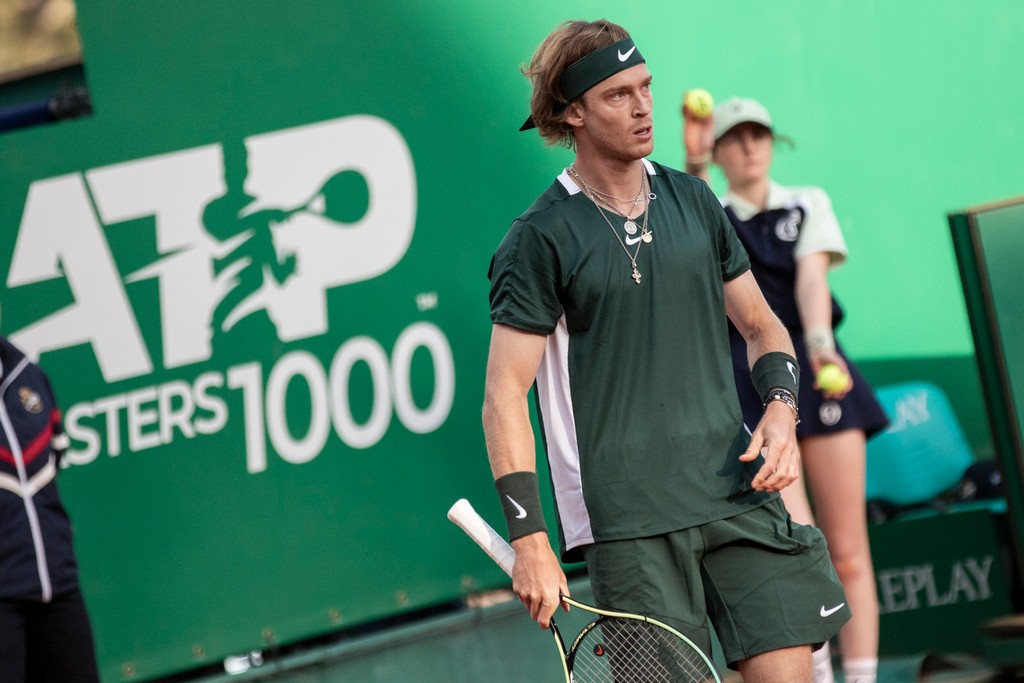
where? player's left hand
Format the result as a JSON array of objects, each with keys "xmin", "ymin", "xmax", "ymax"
[
  {"xmin": 810, "ymin": 350, "xmax": 854, "ymax": 400},
  {"xmin": 740, "ymin": 401, "xmax": 800, "ymax": 492}
]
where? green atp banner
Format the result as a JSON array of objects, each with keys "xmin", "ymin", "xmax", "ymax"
[{"xmin": 1, "ymin": 103, "xmax": 499, "ymax": 680}]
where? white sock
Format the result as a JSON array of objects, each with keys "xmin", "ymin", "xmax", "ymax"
[
  {"xmin": 842, "ymin": 657, "xmax": 878, "ymax": 683},
  {"xmin": 811, "ymin": 642, "xmax": 835, "ymax": 683}
]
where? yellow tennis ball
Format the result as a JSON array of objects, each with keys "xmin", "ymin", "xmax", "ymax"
[
  {"xmin": 816, "ymin": 364, "xmax": 849, "ymax": 392},
  {"xmin": 684, "ymin": 88, "xmax": 714, "ymax": 119}
]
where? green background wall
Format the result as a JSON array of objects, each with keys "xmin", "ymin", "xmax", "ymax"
[{"xmin": 1, "ymin": 2, "xmax": 1022, "ymax": 680}]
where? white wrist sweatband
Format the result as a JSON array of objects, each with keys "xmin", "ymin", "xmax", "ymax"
[{"xmin": 804, "ymin": 326, "xmax": 835, "ymax": 354}]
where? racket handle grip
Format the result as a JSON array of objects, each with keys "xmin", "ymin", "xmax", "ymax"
[{"xmin": 448, "ymin": 498, "xmax": 517, "ymax": 577}]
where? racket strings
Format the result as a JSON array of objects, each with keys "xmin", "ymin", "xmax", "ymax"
[{"xmin": 569, "ymin": 617, "xmax": 716, "ymax": 683}]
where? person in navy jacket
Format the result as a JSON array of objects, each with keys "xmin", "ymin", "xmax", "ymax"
[{"xmin": 0, "ymin": 335, "xmax": 99, "ymax": 682}]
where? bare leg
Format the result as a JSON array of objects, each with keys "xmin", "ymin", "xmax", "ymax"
[
  {"xmin": 738, "ymin": 645, "xmax": 812, "ymax": 683},
  {"xmin": 800, "ymin": 430, "xmax": 879, "ymax": 666},
  {"xmin": 780, "ymin": 456, "xmax": 815, "ymax": 525},
  {"xmin": 781, "ymin": 461, "xmax": 837, "ymax": 683}
]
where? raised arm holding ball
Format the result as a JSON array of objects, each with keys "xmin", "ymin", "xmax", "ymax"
[{"xmin": 683, "ymin": 96, "xmax": 889, "ymax": 683}]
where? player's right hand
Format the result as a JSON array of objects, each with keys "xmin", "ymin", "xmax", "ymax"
[
  {"xmin": 810, "ymin": 350, "xmax": 854, "ymax": 400},
  {"xmin": 510, "ymin": 531, "xmax": 569, "ymax": 628}
]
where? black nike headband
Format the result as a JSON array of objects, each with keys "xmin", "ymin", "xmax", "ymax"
[{"xmin": 520, "ymin": 37, "xmax": 646, "ymax": 132}]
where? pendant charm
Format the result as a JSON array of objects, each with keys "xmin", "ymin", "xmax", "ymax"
[
  {"xmin": 642, "ymin": 231, "xmax": 653, "ymax": 244},
  {"xmin": 648, "ymin": 192, "xmax": 657, "ymax": 200},
  {"xmin": 624, "ymin": 220, "xmax": 638, "ymax": 235},
  {"xmin": 632, "ymin": 267, "xmax": 642, "ymax": 284}
]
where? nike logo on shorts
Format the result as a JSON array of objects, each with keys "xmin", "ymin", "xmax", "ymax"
[
  {"xmin": 820, "ymin": 603, "xmax": 845, "ymax": 618},
  {"xmin": 505, "ymin": 494, "xmax": 528, "ymax": 519}
]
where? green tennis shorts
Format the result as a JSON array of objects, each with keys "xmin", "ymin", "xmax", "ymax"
[{"xmin": 582, "ymin": 497, "xmax": 850, "ymax": 669}]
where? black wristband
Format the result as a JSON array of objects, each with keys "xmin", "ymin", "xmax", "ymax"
[
  {"xmin": 751, "ymin": 352, "xmax": 800, "ymax": 403},
  {"xmin": 495, "ymin": 471, "xmax": 547, "ymax": 541}
]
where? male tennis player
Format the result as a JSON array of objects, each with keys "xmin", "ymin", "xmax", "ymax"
[{"xmin": 484, "ymin": 19, "xmax": 850, "ymax": 682}]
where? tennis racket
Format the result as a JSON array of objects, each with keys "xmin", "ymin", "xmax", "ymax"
[{"xmin": 447, "ymin": 498, "xmax": 722, "ymax": 683}]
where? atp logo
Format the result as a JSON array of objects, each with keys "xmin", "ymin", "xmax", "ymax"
[
  {"xmin": 3, "ymin": 115, "xmax": 455, "ymax": 472},
  {"xmin": 6, "ymin": 115, "xmax": 416, "ymax": 382}
]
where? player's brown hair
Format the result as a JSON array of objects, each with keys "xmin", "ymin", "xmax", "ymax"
[{"xmin": 523, "ymin": 19, "xmax": 631, "ymax": 148}]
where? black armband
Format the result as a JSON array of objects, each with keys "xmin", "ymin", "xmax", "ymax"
[
  {"xmin": 751, "ymin": 352, "xmax": 800, "ymax": 403},
  {"xmin": 495, "ymin": 471, "xmax": 547, "ymax": 541}
]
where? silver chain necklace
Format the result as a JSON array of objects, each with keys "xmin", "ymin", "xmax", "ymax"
[
  {"xmin": 570, "ymin": 167, "xmax": 644, "ymax": 232},
  {"xmin": 569, "ymin": 164, "xmax": 646, "ymax": 233},
  {"xmin": 569, "ymin": 165, "xmax": 653, "ymax": 284}
]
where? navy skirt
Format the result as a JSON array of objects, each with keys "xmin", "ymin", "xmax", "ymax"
[{"xmin": 730, "ymin": 332, "xmax": 890, "ymax": 440}]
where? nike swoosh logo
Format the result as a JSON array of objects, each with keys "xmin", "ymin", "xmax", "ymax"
[
  {"xmin": 820, "ymin": 603, "xmax": 845, "ymax": 617},
  {"xmin": 505, "ymin": 494, "xmax": 527, "ymax": 519},
  {"xmin": 625, "ymin": 234, "xmax": 643, "ymax": 245},
  {"xmin": 787, "ymin": 361, "xmax": 797, "ymax": 384},
  {"xmin": 618, "ymin": 46, "xmax": 636, "ymax": 62}
]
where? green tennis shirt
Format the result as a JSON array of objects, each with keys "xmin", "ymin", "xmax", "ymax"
[{"xmin": 489, "ymin": 160, "xmax": 775, "ymax": 562}]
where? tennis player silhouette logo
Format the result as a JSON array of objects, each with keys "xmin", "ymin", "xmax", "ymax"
[
  {"xmin": 198, "ymin": 116, "xmax": 416, "ymax": 344},
  {"xmin": 203, "ymin": 141, "xmax": 370, "ymax": 335}
]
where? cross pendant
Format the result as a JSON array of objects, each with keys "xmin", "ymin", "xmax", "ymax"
[{"xmin": 632, "ymin": 267, "xmax": 642, "ymax": 284}]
